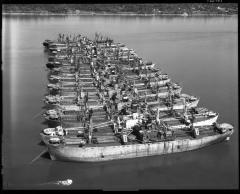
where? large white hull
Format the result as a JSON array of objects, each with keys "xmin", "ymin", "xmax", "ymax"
[{"xmin": 47, "ymin": 130, "xmax": 233, "ymax": 162}]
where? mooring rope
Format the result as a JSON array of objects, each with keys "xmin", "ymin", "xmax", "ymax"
[
  {"xmin": 32, "ymin": 110, "xmax": 45, "ymax": 119},
  {"xmin": 29, "ymin": 149, "xmax": 48, "ymax": 164}
]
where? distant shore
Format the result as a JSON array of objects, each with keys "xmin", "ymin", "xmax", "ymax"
[{"xmin": 2, "ymin": 12, "xmax": 237, "ymax": 17}]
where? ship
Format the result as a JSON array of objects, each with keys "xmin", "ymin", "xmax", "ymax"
[
  {"xmin": 41, "ymin": 106, "xmax": 219, "ymax": 142},
  {"xmin": 42, "ymin": 123, "xmax": 233, "ymax": 162}
]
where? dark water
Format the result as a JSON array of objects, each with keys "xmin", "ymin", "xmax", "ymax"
[{"xmin": 2, "ymin": 15, "xmax": 238, "ymax": 189}]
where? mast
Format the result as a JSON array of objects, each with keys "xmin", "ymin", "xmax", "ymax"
[
  {"xmin": 156, "ymin": 107, "xmax": 160, "ymax": 125},
  {"xmin": 116, "ymin": 45, "xmax": 119, "ymax": 60},
  {"xmin": 182, "ymin": 96, "xmax": 187, "ymax": 115},
  {"xmin": 128, "ymin": 49, "xmax": 130, "ymax": 65},
  {"xmin": 144, "ymin": 91, "xmax": 148, "ymax": 112},
  {"xmin": 88, "ymin": 117, "xmax": 93, "ymax": 144},
  {"xmin": 59, "ymin": 113, "xmax": 62, "ymax": 127},
  {"xmin": 168, "ymin": 83, "xmax": 174, "ymax": 114}
]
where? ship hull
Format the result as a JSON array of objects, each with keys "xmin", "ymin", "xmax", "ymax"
[{"xmin": 47, "ymin": 130, "xmax": 233, "ymax": 162}]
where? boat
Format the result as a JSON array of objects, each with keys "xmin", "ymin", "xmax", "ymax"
[
  {"xmin": 49, "ymin": 74, "xmax": 78, "ymax": 82},
  {"xmin": 43, "ymin": 123, "xmax": 233, "ymax": 162},
  {"xmin": 44, "ymin": 94, "xmax": 78, "ymax": 105},
  {"xmin": 43, "ymin": 92, "xmax": 199, "ymax": 119},
  {"xmin": 46, "ymin": 61, "xmax": 75, "ymax": 69},
  {"xmin": 43, "ymin": 39, "xmax": 54, "ymax": 47},
  {"xmin": 116, "ymin": 93, "xmax": 199, "ymax": 112},
  {"xmin": 50, "ymin": 67, "xmax": 77, "ymax": 74},
  {"xmin": 41, "ymin": 106, "xmax": 219, "ymax": 142},
  {"xmin": 47, "ymin": 83, "xmax": 79, "ymax": 92},
  {"xmin": 48, "ymin": 43, "xmax": 68, "ymax": 52}
]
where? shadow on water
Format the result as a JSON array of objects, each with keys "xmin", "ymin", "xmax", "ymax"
[
  {"xmin": 41, "ymin": 120, "xmax": 59, "ymax": 128},
  {"xmin": 49, "ymin": 91, "xmax": 60, "ymax": 96},
  {"xmin": 48, "ymin": 80, "xmax": 58, "ymax": 84},
  {"xmin": 44, "ymin": 48, "xmax": 49, "ymax": 53},
  {"xmin": 41, "ymin": 119, "xmax": 78, "ymax": 128},
  {"xmin": 41, "ymin": 104, "xmax": 55, "ymax": 109},
  {"xmin": 41, "ymin": 120, "xmax": 49, "ymax": 125},
  {"xmin": 43, "ymin": 92, "xmax": 50, "ymax": 96},
  {"xmin": 41, "ymin": 151, "xmax": 51, "ymax": 160},
  {"xmin": 38, "ymin": 141, "xmax": 46, "ymax": 146}
]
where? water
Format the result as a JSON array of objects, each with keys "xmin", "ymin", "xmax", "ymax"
[{"xmin": 2, "ymin": 15, "xmax": 238, "ymax": 189}]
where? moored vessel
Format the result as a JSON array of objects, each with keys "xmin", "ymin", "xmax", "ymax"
[{"xmin": 44, "ymin": 123, "xmax": 233, "ymax": 162}]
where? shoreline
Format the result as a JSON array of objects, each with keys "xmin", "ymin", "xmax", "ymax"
[{"xmin": 2, "ymin": 12, "xmax": 237, "ymax": 17}]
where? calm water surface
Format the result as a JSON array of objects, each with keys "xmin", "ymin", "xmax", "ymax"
[{"xmin": 2, "ymin": 15, "xmax": 238, "ymax": 189}]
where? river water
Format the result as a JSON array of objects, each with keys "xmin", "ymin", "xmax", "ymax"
[{"xmin": 2, "ymin": 15, "xmax": 238, "ymax": 189}]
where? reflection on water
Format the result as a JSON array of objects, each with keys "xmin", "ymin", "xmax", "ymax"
[
  {"xmin": 4, "ymin": 142, "xmax": 234, "ymax": 189},
  {"xmin": 3, "ymin": 14, "xmax": 237, "ymax": 21},
  {"xmin": 2, "ymin": 15, "xmax": 238, "ymax": 189}
]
